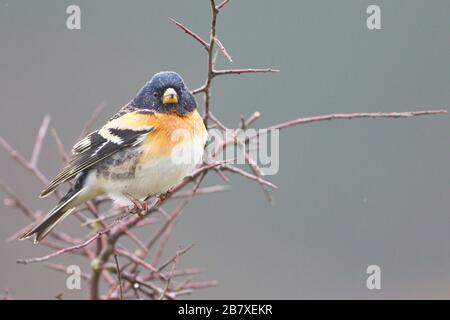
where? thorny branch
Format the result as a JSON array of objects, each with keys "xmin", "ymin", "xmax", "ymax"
[
  {"xmin": 0, "ymin": 0, "xmax": 447, "ymax": 299},
  {"xmin": 113, "ymin": 254, "xmax": 123, "ymax": 300}
]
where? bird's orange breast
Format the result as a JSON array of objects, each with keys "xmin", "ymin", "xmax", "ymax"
[{"xmin": 141, "ymin": 110, "xmax": 207, "ymax": 162}]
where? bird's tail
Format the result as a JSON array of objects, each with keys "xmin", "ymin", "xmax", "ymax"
[{"xmin": 19, "ymin": 188, "xmax": 84, "ymax": 243}]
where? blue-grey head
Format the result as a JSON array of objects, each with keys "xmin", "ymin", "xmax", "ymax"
[{"xmin": 132, "ymin": 71, "xmax": 196, "ymax": 115}]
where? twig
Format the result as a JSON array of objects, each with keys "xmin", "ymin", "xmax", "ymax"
[
  {"xmin": 200, "ymin": 0, "xmax": 219, "ymax": 123},
  {"xmin": 149, "ymin": 174, "xmax": 207, "ymax": 266},
  {"xmin": 220, "ymin": 164, "xmax": 277, "ymax": 189},
  {"xmin": 214, "ymin": 68, "xmax": 280, "ymax": 76},
  {"xmin": 147, "ymin": 173, "xmax": 207, "ymax": 256},
  {"xmin": 78, "ymin": 101, "xmax": 105, "ymax": 140},
  {"xmin": 191, "ymin": 85, "xmax": 207, "ymax": 95},
  {"xmin": 113, "ymin": 254, "xmax": 123, "ymax": 300},
  {"xmin": 16, "ymin": 211, "xmax": 134, "ymax": 264},
  {"xmin": 50, "ymin": 128, "xmax": 70, "ymax": 163},
  {"xmin": 242, "ymin": 111, "xmax": 261, "ymax": 129},
  {"xmin": 114, "ymin": 248, "xmax": 162, "ymax": 275},
  {"xmin": 213, "ymin": 37, "xmax": 232, "ymax": 62},
  {"xmin": 120, "ymin": 272, "xmax": 176, "ymax": 300},
  {"xmin": 209, "ymin": 111, "xmax": 274, "ymax": 201},
  {"xmin": 1, "ymin": 183, "xmax": 35, "ymax": 218},
  {"xmin": 17, "ymin": 230, "xmax": 108, "ymax": 264},
  {"xmin": 0, "ymin": 136, "xmax": 49, "ymax": 185},
  {"xmin": 214, "ymin": 168, "xmax": 231, "ymax": 184},
  {"xmin": 159, "ymin": 246, "xmax": 180, "ymax": 300},
  {"xmin": 169, "ymin": 18, "xmax": 209, "ymax": 51},
  {"xmin": 30, "ymin": 115, "xmax": 51, "ymax": 167},
  {"xmin": 155, "ymin": 268, "xmax": 204, "ymax": 280},
  {"xmin": 257, "ymin": 110, "xmax": 448, "ymax": 136},
  {"xmin": 157, "ymin": 243, "xmax": 195, "ymax": 272},
  {"xmin": 169, "ymin": 185, "xmax": 230, "ymax": 199},
  {"xmin": 216, "ymin": 0, "xmax": 231, "ymax": 11}
]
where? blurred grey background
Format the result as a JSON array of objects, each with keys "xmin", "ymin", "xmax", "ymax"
[{"xmin": 0, "ymin": 0, "xmax": 449, "ymax": 299}]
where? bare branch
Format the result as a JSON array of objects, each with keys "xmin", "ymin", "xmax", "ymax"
[
  {"xmin": 220, "ymin": 164, "xmax": 277, "ymax": 189},
  {"xmin": 1, "ymin": 183, "xmax": 35, "ymax": 219},
  {"xmin": 114, "ymin": 247, "xmax": 162, "ymax": 275},
  {"xmin": 191, "ymin": 85, "xmax": 207, "ymax": 95},
  {"xmin": 169, "ymin": 17, "xmax": 209, "ymax": 51},
  {"xmin": 16, "ymin": 210, "xmax": 135, "ymax": 264},
  {"xmin": 157, "ymin": 243, "xmax": 195, "ymax": 272},
  {"xmin": 0, "ymin": 136, "xmax": 49, "ymax": 185},
  {"xmin": 256, "ymin": 110, "xmax": 448, "ymax": 136},
  {"xmin": 50, "ymin": 128, "xmax": 70, "ymax": 163},
  {"xmin": 120, "ymin": 272, "xmax": 176, "ymax": 300},
  {"xmin": 242, "ymin": 111, "xmax": 261, "ymax": 129},
  {"xmin": 169, "ymin": 185, "xmax": 230, "ymax": 199},
  {"xmin": 78, "ymin": 101, "xmax": 105, "ymax": 140},
  {"xmin": 209, "ymin": 112, "xmax": 273, "ymax": 201},
  {"xmin": 216, "ymin": 0, "xmax": 231, "ymax": 11},
  {"xmin": 16, "ymin": 231, "xmax": 107, "ymax": 264},
  {"xmin": 159, "ymin": 246, "xmax": 180, "ymax": 300},
  {"xmin": 113, "ymin": 254, "xmax": 123, "ymax": 300},
  {"xmin": 201, "ymin": 0, "xmax": 219, "ymax": 123},
  {"xmin": 213, "ymin": 37, "xmax": 232, "ymax": 62},
  {"xmin": 214, "ymin": 68, "xmax": 280, "ymax": 76},
  {"xmin": 30, "ymin": 115, "xmax": 51, "ymax": 167}
]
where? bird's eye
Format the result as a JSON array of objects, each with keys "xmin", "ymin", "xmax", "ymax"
[{"xmin": 153, "ymin": 92, "xmax": 158, "ymax": 97}]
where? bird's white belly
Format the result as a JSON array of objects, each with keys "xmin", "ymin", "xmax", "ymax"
[
  {"xmin": 101, "ymin": 156, "xmax": 195, "ymax": 201},
  {"xmin": 136, "ymin": 158, "xmax": 194, "ymax": 196},
  {"xmin": 93, "ymin": 135, "xmax": 205, "ymax": 206}
]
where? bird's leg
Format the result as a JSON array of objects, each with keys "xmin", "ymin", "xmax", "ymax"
[{"xmin": 122, "ymin": 192, "xmax": 148, "ymax": 217}]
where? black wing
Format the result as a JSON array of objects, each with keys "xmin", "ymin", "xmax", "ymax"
[{"xmin": 40, "ymin": 108, "xmax": 156, "ymax": 197}]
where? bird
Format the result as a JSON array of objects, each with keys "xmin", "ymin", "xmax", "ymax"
[{"xmin": 20, "ymin": 71, "xmax": 208, "ymax": 243}]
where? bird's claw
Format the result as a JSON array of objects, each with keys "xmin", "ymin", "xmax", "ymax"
[
  {"xmin": 158, "ymin": 191, "xmax": 170, "ymax": 202},
  {"xmin": 123, "ymin": 192, "xmax": 148, "ymax": 217}
]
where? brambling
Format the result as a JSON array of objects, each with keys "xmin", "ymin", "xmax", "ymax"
[{"xmin": 20, "ymin": 71, "xmax": 208, "ymax": 243}]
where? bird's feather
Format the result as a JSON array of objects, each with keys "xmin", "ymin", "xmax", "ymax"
[{"xmin": 40, "ymin": 109, "xmax": 159, "ymax": 198}]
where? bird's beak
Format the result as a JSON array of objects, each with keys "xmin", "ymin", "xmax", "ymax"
[{"xmin": 162, "ymin": 88, "xmax": 178, "ymax": 105}]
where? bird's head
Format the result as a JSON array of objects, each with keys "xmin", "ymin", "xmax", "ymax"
[{"xmin": 132, "ymin": 71, "xmax": 196, "ymax": 115}]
